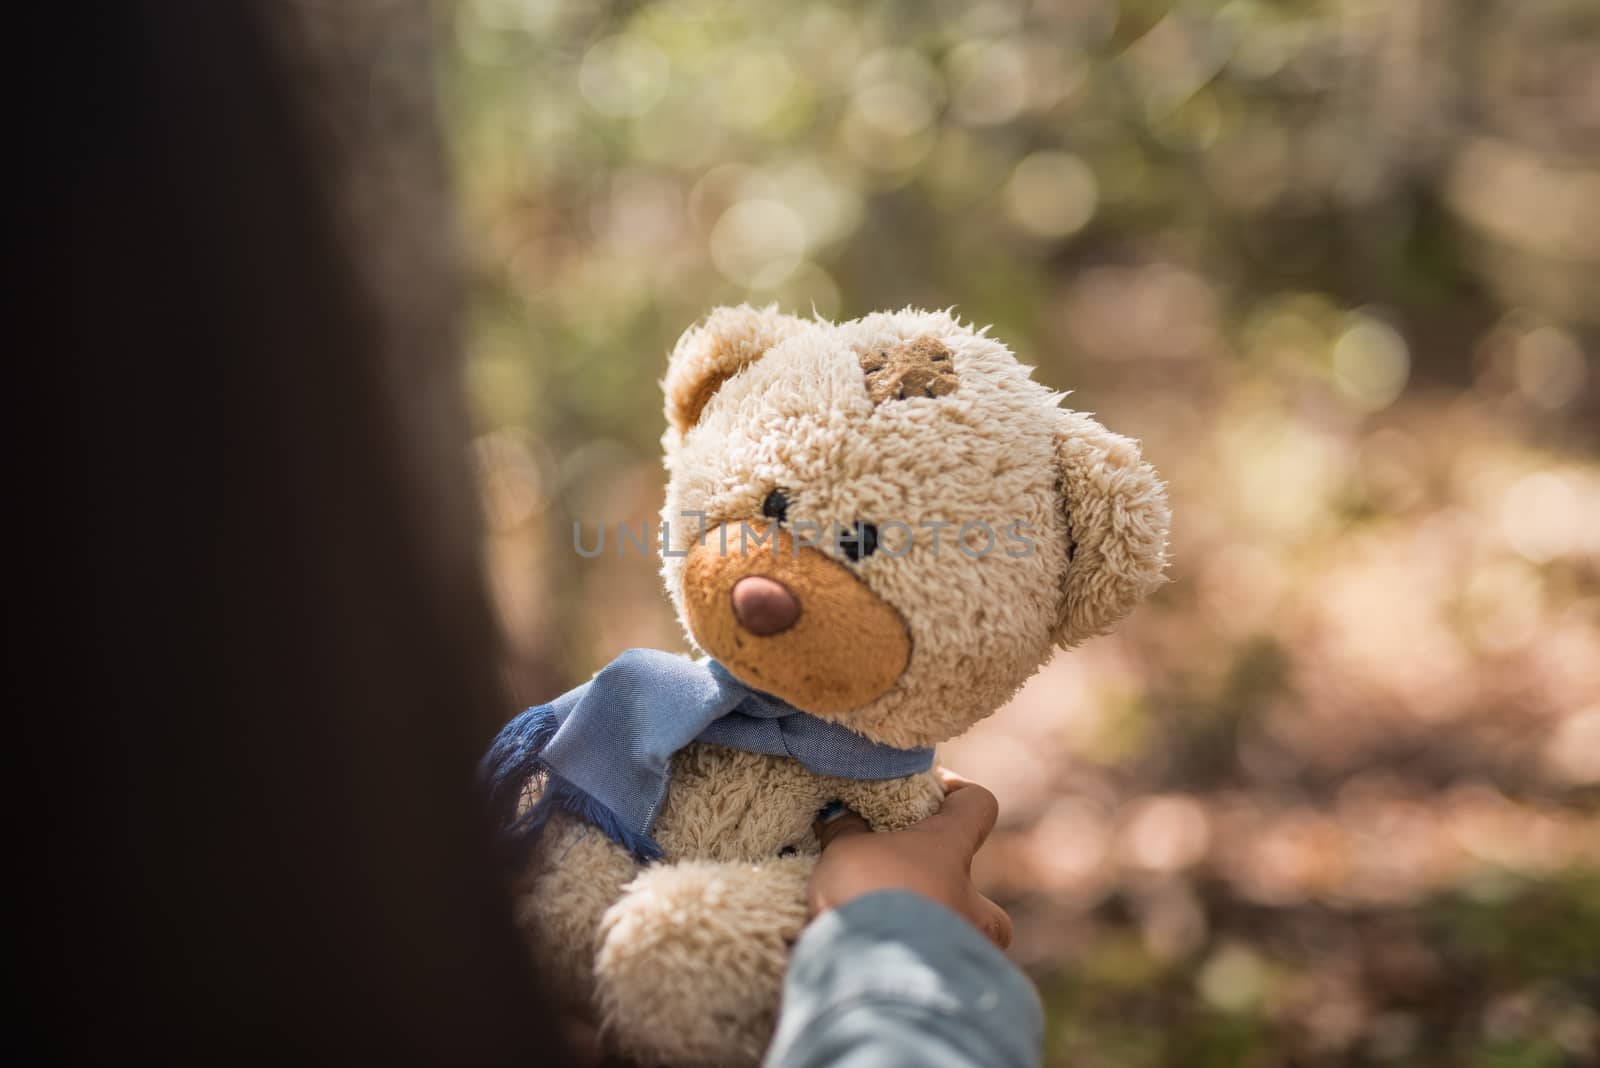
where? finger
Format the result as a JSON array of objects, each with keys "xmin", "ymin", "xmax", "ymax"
[
  {"xmin": 814, "ymin": 810, "xmax": 871, "ymax": 849},
  {"xmin": 973, "ymin": 893, "xmax": 1014, "ymax": 950},
  {"xmin": 935, "ymin": 766, "xmax": 972, "ymax": 793},
  {"xmin": 921, "ymin": 780, "xmax": 999, "ymax": 855}
]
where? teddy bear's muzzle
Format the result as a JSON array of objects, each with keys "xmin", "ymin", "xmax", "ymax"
[{"xmin": 682, "ymin": 522, "xmax": 911, "ymax": 716}]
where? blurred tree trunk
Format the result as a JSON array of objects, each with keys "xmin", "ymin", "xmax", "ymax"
[
  {"xmin": 267, "ymin": 1, "xmax": 462, "ymax": 417},
  {"xmin": 266, "ymin": 0, "xmax": 476, "ymax": 589},
  {"xmin": 263, "ymin": 0, "xmax": 563, "ymax": 731}
]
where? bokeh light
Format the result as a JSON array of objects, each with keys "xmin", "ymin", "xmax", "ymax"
[{"xmin": 448, "ymin": 1, "xmax": 1600, "ymax": 1063}]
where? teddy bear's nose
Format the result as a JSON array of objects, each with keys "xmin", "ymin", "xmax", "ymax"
[{"xmin": 731, "ymin": 576, "xmax": 801, "ymax": 636}]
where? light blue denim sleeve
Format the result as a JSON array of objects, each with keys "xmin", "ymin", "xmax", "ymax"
[{"xmin": 763, "ymin": 890, "xmax": 1043, "ymax": 1068}]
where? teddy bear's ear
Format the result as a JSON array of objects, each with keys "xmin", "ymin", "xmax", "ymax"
[
  {"xmin": 1051, "ymin": 408, "xmax": 1171, "ymax": 647},
  {"xmin": 663, "ymin": 305, "xmax": 807, "ymax": 441}
]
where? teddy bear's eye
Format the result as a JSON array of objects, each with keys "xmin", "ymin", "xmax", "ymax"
[
  {"xmin": 761, "ymin": 488, "xmax": 790, "ymax": 523},
  {"xmin": 839, "ymin": 522, "xmax": 879, "ymax": 562}
]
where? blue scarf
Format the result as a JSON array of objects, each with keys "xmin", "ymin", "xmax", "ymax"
[{"xmin": 480, "ymin": 649, "xmax": 934, "ymax": 861}]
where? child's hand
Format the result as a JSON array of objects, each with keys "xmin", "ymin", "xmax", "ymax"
[{"xmin": 809, "ymin": 768, "xmax": 1014, "ymax": 948}]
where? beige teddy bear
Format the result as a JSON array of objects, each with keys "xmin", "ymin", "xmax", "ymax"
[{"xmin": 485, "ymin": 305, "xmax": 1170, "ymax": 1067}]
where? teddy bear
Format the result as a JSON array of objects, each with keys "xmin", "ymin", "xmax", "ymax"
[{"xmin": 481, "ymin": 305, "xmax": 1170, "ymax": 1067}]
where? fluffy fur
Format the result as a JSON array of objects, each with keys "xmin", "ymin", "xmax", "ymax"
[{"xmin": 512, "ymin": 306, "xmax": 1169, "ymax": 1066}]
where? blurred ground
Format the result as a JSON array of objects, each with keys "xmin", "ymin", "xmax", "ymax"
[{"xmin": 446, "ymin": 1, "xmax": 1599, "ymax": 1064}]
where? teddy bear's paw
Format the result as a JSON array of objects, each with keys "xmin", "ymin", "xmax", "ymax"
[
  {"xmin": 594, "ymin": 855, "xmax": 812, "ymax": 1068},
  {"xmin": 509, "ymin": 813, "xmax": 641, "ymax": 1010}
]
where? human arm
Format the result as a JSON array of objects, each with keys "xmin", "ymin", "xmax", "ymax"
[{"xmin": 763, "ymin": 773, "xmax": 1042, "ymax": 1068}]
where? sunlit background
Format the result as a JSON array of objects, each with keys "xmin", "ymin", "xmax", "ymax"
[{"xmin": 446, "ymin": 1, "xmax": 1599, "ymax": 1063}]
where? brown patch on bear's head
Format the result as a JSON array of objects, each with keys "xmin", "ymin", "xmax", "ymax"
[{"xmin": 859, "ymin": 335, "xmax": 958, "ymax": 406}]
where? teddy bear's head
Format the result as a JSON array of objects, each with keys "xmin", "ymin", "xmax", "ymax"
[{"xmin": 659, "ymin": 305, "xmax": 1169, "ymax": 749}]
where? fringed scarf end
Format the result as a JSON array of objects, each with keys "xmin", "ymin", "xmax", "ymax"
[
  {"xmin": 477, "ymin": 704, "xmax": 664, "ymax": 865},
  {"xmin": 529, "ymin": 774, "xmax": 664, "ymax": 863}
]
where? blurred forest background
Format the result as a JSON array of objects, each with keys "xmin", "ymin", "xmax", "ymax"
[{"xmin": 444, "ymin": 1, "xmax": 1599, "ymax": 1064}]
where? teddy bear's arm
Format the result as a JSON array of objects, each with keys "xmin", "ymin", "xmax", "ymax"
[
  {"xmin": 510, "ymin": 810, "xmax": 640, "ymax": 1014},
  {"xmin": 835, "ymin": 768, "xmax": 945, "ymax": 831},
  {"xmin": 595, "ymin": 853, "xmax": 813, "ymax": 1067}
]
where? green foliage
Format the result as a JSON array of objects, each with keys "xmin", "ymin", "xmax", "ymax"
[
  {"xmin": 1431, "ymin": 871, "xmax": 1600, "ymax": 986},
  {"xmin": 449, "ymin": 1, "xmax": 1600, "ymax": 1063}
]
